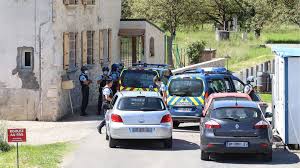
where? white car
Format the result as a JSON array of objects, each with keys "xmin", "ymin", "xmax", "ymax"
[{"xmin": 105, "ymin": 91, "xmax": 173, "ymax": 148}]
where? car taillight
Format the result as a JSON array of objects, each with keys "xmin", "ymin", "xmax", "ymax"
[
  {"xmin": 111, "ymin": 114, "xmax": 123, "ymax": 123},
  {"xmin": 254, "ymin": 120, "xmax": 270, "ymax": 129},
  {"xmin": 161, "ymin": 114, "xmax": 172, "ymax": 123},
  {"xmin": 205, "ymin": 120, "xmax": 221, "ymax": 129}
]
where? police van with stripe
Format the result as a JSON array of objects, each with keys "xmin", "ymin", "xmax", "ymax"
[
  {"xmin": 119, "ymin": 63, "xmax": 170, "ymax": 92},
  {"xmin": 167, "ymin": 67, "xmax": 245, "ymax": 128}
]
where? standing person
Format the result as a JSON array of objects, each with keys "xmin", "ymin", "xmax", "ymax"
[
  {"xmin": 153, "ymin": 76, "xmax": 167, "ymax": 103},
  {"xmin": 110, "ymin": 64, "xmax": 120, "ymax": 95},
  {"xmin": 97, "ymin": 78, "xmax": 114, "ymax": 134},
  {"xmin": 96, "ymin": 66, "xmax": 110, "ymax": 115},
  {"xmin": 79, "ymin": 66, "xmax": 92, "ymax": 116},
  {"xmin": 162, "ymin": 69, "xmax": 173, "ymax": 85}
]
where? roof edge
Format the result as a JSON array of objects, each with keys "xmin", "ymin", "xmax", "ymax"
[{"xmin": 120, "ymin": 18, "xmax": 165, "ymax": 33}]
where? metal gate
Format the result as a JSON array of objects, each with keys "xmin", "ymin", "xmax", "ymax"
[{"xmin": 120, "ymin": 36, "xmax": 144, "ymax": 67}]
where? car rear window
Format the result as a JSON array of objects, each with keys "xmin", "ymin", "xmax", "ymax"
[
  {"xmin": 117, "ymin": 97, "xmax": 166, "ymax": 111},
  {"xmin": 214, "ymin": 97, "xmax": 250, "ymax": 101},
  {"xmin": 210, "ymin": 107, "xmax": 262, "ymax": 121},
  {"xmin": 168, "ymin": 78, "xmax": 204, "ymax": 97},
  {"xmin": 121, "ymin": 70, "xmax": 157, "ymax": 88}
]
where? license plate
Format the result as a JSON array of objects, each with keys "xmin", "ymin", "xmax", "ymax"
[
  {"xmin": 226, "ymin": 142, "xmax": 248, "ymax": 148},
  {"xmin": 176, "ymin": 101, "xmax": 193, "ymax": 106},
  {"xmin": 177, "ymin": 108, "xmax": 192, "ymax": 112},
  {"xmin": 130, "ymin": 128, "xmax": 154, "ymax": 133}
]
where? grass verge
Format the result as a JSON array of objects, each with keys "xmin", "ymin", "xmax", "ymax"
[
  {"xmin": 0, "ymin": 142, "xmax": 72, "ymax": 168},
  {"xmin": 259, "ymin": 93, "xmax": 272, "ymax": 104}
]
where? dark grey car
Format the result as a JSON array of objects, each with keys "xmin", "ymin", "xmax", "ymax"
[{"xmin": 200, "ymin": 100, "xmax": 273, "ymax": 161}]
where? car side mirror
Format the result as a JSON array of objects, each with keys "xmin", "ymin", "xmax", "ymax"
[{"xmin": 265, "ymin": 112, "xmax": 273, "ymax": 118}]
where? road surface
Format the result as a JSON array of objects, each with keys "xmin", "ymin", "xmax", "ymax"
[{"xmin": 62, "ymin": 123, "xmax": 300, "ymax": 168}]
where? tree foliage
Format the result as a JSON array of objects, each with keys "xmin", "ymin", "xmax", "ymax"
[{"xmin": 121, "ymin": 0, "xmax": 132, "ymax": 19}]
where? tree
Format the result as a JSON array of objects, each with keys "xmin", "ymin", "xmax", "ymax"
[
  {"xmin": 130, "ymin": 0, "xmax": 200, "ymax": 67},
  {"xmin": 121, "ymin": 0, "xmax": 132, "ymax": 19},
  {"xmin": 276, "ymin": 0, "xmax": 300, "ymax": 27},
  {"xmin": 245, "ymin": 0, "xmax": 278, "ymax": 38},
  {"xmin": 199, "ymin": 0, "xmax": 255, "ymax": 31}
]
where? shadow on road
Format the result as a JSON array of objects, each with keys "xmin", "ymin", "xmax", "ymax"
[
  {"xmin": 117, "ymin": 138, "xmax": 199, "ymax": 151},
  {"xmin": 173, "ymin": 125, "xmax": 200, "ymax": 133},
  {"xmin": 212, "ymin": 148, "xmax": 299, "ymax": 165}
]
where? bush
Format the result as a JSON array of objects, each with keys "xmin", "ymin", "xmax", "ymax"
[
  {"xmin": 186, "ymin": 41, "xmax": 206, "ymax": 64},
  {"xmin": 0, "ymin": 140, "xmax": 11, "ymax": 152}
]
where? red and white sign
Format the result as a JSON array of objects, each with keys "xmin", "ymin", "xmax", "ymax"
[{"xmin": 8, "ymin": 128, "xmax": 26, "ymax": 143}]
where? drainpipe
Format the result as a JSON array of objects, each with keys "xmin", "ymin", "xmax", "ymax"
[{"xmin": 38, "ymin": 0, "xmax": 53, "ymax": 120}]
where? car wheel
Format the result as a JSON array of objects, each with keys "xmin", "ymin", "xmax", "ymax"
[
  {"xmin": 201, "ymin": 150, "xmax": 210, "ymax": 161},
  {"xmin": 109, "ymin": 136, "xmax": 118, "ymax": 148},
  {"xmin": 164, "ymin": 137, "xmax": 173, "ymax": 149},
  {"xmin": 105, "ymin": 128, "xmax": 109, "ymax": 141},
  {"xmin": 173, "ymin": 122, "xmax": 180, "ymax": 129},
  {"xmin": 262, "ymin": 151, "xmax": 272, "ymax": 162}
]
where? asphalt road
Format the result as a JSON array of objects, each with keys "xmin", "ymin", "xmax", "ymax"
[{"xmin": 62, "ymin": 123, "xmax": 300, "ymax": 168}]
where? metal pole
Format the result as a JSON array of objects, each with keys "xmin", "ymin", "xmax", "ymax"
[{"xmin": 17, "ymin": 142, "xmax": 19, "ymax": 168}]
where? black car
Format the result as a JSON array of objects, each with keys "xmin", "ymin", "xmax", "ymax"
[{"xmin": 200, "ymin": 100, "xmax": 273, "ymax": 161}]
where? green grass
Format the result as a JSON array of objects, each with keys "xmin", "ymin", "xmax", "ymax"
[
  {"xmin": 0, "ymin": 143, "xmax": 72, "ymax": 168},
  {"xmin": 259, "ymin": 93, "xmax": 272, "ymax": 104},
  {"xmin": 174, "ymin": 24, "xmax": 300, "ymax": 71}
]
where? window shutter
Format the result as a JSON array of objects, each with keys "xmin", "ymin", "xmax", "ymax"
[
  {"xmin": 82, "ymin": 31, "xmax": 87, "ymax": 65},
  {"xmin": 64, "ymin": 0, "xmax": 70, "ymax": 5},
  {"xmin": 99, "ymin": 30, "xmax": 104, "ymax": 63},
  {"xmin": 108, "ymin": 29, "xmax": 112, "ymax": 63},
  {"xmin": 63, "ymin": 32, "xmax": 70, "ymax": 70}
]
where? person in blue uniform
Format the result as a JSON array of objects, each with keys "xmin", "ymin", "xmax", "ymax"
[
  {"xmin": 153, "ymin": 76, "xmax": 167, "ymax": 103},
  {"xmin": 97, "ymin": 77, "xmax": 114, "ymax": 134},
  {"xmin": 110, "ymin": 64, "xmax": 120, "ymax": 95},
  {"xmin": 79, "ymin": 66, "xmax": 92, "ymax": 116},
  {"xmin": 96, "ymin": 66, "xmax": 110, "ymax": 115}
]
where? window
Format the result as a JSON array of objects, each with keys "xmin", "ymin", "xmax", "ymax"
[
  {"xmin": 64, "ymin": 0, "xmax": 78, "ymax": 5},
  {"xmin": 210, "ymin": 107, "xmax": 262, "ymax": 121},
  {"xmin": 117, "ymin": 97, "xmax": 166, "ymax": 111},
  {"xmin": 87, "ymin": 31, "xmax": 94, "ymax": 64},
  {"xmin": 169, "ymin": 78, "xmax": 204, "ymax": 97},
  {"xmin": 120, "ymin": 70, "xmax": 157, "ymax": 88},
  {"xmin": 150, "ymin": 37, "xmax": 155, "ymax": 56},
  {"xmin": 69, "ymin": 32, "xmax": 77, "ymax": 69},
  {"xmin": 82, "ymin": 0, "xmax": 95, "ymax": 5},
  {"xmin": 24, "ymin": 52, "xmax": 31, "ymax": 67},
  {"xmin": 21, "ymin": 48, "xmax": 33, "ymax": 69},
  {"xmin": 208, "ymin": 79, "xmax": 228, "ymax": 94}
]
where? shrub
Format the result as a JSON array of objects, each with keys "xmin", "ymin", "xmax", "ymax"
[
  {"xmin": 0, "ymin": 140, "xmax": 11, "ymax": 152},
  {"xmin": 186, "ymin": 41, "xmax": 206, "ymax": 64}
]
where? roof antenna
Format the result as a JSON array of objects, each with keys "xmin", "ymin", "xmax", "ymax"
[{"xmin": 235, "ymin": 97, "xmax": 238, "ymax": 106}]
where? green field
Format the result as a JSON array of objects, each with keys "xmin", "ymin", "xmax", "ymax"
[
  {"xmin": 0, "ymin": 143, "xmax": 71, "ymax": 168},
  {"xmin": 259, "ymin": 93, "xmax": 273, "ymax": 104},
  {"xmin": 174, "ymin": 25, "xmax": 300, "ymax": 72}
]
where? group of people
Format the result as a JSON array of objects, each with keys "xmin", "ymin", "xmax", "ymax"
[{"xmin": 79, "ymin": 63, "xmax": 124, "ymax": 117}]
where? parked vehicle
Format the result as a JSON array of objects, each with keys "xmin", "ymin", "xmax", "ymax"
[
  {"xmin": 202, "ymin": 93, "xmax": 252, "ymax": 117},
  {"xmin": 200, "ymin": 100, "xmax": 273, "ymax": 161},
  {"xmin": 105, "ymin": 91, "xmax": 173, "ymax": 148},
  {"xmin": 167, "ymin": 67, "xmax": 246, "ymax": 128},
  {"xmin": 118, "ymin": 63, "xmax": 170, "ymax": 92}
]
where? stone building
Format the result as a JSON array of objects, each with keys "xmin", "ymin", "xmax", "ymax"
[{"xmin": 0, "ymin": 0, "xmax": 166, "ymax": 121}]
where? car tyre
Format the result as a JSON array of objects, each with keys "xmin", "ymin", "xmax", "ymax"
[
  {"xmin": 164, "ymin": 137, "xmax": 173, "ymax": 149},
  {"xmin": 262, "ymin": 151, "xmax": 272, "ymax": 162},
  {"xmin": 201, "ymin": 150, "xmax": 210, "ymax": 161},
  {"xmin": 105, "ymin": 128, "xmax": 109, "ymax": 141},
  {"xmin": 173, "ymin": 122, "xmax": 180, "ymax": 129},
  {"xmin": 109, "ymin": 136, "xmax": 118, "ymax": 148}
]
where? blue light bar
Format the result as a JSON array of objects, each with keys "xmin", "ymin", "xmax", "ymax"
[{"xmin": 202, "ymin": 67, "xmax": 228, "ymax": 74}]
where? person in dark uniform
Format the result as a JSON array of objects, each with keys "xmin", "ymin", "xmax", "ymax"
[
  {"xmin": 110, "ymin": 64, "xmax": 120, "ymax": 95},
  {"xmin": 96, "ymin": 66, "xmax": 110, "ymax": 115},
  {"xmin": 153, "ymin": 76, "xmax": 167, "ymax": 104},
  {"xmin": 79, "ymin": 66, "xmax": 92, "ymax": 116},
  {"xmin": 97, "ymin": 77, "xmax": 114, "ymax": 134}
]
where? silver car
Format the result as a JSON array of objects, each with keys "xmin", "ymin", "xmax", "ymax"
[{"xmin": 105, "ymin": 91, "xmax": 173, "ymax": 148}]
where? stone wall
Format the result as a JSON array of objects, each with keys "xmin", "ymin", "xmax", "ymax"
[{"xmin": 172, "ymin": 58, "xmax": 226, "ymax": 74}]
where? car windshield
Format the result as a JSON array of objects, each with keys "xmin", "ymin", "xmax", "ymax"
[
  {"xmin": 168, "ymin": 78, "xmax": 204, "ymax": 97},
  {"xmin": 210, "ymin": 107, "xmax": 262, "ymax": 121},
  {"xmin": 214, "ymin": 97, "xmax": 250, "ymax": 101},
  {"xmin": 121, "ymin": 70, "xmax": 157, "ymax": 88},
  {"xmin": 117, "ymin": 97, "xmax": 166, "ymax": 111}
]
